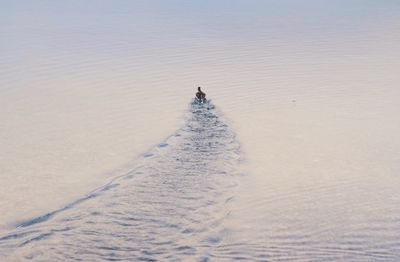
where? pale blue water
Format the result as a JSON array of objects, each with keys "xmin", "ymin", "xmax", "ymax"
[
  {"xmin": 1, "ymin": 101, "xmax": 243, "ymax": 260},
  {"xmin": 1, "ymin": 1, "xmax": 400, "ymax": 261}
]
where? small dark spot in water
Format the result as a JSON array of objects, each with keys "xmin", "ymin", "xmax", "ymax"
[
  {"xmin": 125, "ymin": 216, "xmax": 140, "ymax": 221},
  {"xmin": 124, "ymin": 174, "xmax": 134, "ymax": 180},
  {"xmin": 153, "ymin": 240, "xmax": 173, "ymax": 246},
  {"xmin": 158, "ymin": 143, "xmax": 168, "ymax": 148},
  {"xmin": 97, "ymin": 246, "xmax": 115, "ymax": 251},
  {"xmin": 200, "ymin": 257, "xmax": 210, "ymax": 262},
  {"xmin": 115, "ymin": 222, "xmax": 132, "ymax": 227},
  {"xmin": 20, "ymin": 232, "xmax": 53, "ymax": 246},
  {"xmin": 205, "ymin": 236, "xmax": 221, "ymax": 244},
  {"xmin": 143, "ymin": 153, "xmax": 153, "ymax": 158},
  {"xmin": 176, "ymin": 245, "xmax": 195, "ymax": 252},
  {"xmin": 100, "ymin": 184, "xmax": 119, "ymax": 192},
  {"xmin": 18, "ymin": 212, "xmax": 54, "ymax": 228},
  {"xmin": 137, "ymin": 257, "xmax": 157, "ymax": 262},
  {"xmin": 51, "ymin": 227, "xmax": 73, "ymax": 233},
  {"xmin": 165, "ymin": 223, "xmax": 179, "ymax": 229},
  {"xmin": 106, "ymin": 258, "xmax": 123, "ymax": 261},
  {"xmin": 182, "ymin": 228, "xmax": 194, "ymax": 234},
  {"xmin": 0, "ymin": 231, "xmax": 38, "ymax": 241},
  {"xmin": 225, "ymin": 196, "xmax": 234, "ymax": 203}
]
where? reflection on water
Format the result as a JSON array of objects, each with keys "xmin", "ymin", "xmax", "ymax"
[{"xmin": 0, "ymin": 101, "xmax": 242, "ymax": 261}]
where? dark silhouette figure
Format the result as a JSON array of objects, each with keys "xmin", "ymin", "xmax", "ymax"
[{"xmin": 195, "ymin": 86, "xmax": 206, "ymax": 103}]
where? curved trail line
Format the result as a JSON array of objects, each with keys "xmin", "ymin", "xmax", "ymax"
[{"xmin": 0, "ymin": 100, "xmax": 242, "ymax": 261}]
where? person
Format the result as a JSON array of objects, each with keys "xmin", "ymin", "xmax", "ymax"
[{"xmin": 195, "ymin": 86, "xmax": 206, "ymax": 102}]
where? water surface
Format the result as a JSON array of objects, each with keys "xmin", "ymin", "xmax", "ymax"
[{"xmin": 1, "ymin": 0, "xmax": 400, "ymax": 261}]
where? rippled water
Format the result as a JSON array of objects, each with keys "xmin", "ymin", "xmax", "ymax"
[
  {"xmin": 2, "ymin": 1, "xmax": 400, "ymax": 261},
  {"xmin": 2, "ymin": 102, "xmax": 400, "ymax": 261},
  {"xmin": 0, "ymin": 101, "xmax": 243, "ymax": 261}
]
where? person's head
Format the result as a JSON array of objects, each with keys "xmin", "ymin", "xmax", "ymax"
[{"xmin": 198, "ymin": 86, "xmax": 201, "ymax": 91}]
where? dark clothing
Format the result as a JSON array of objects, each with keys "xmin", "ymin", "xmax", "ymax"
[
  {"xmin": 196, "ymin": 87, "xmax": 206, "ymax": 103},
  {"xmin": 196, "ymin": 90, "xmax": 206, "ymax": 99}
]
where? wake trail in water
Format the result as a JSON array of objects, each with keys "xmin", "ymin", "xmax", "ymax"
[{"xmin": 0, "ymin": 100, "xmax": 242, "ymax": 261}]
